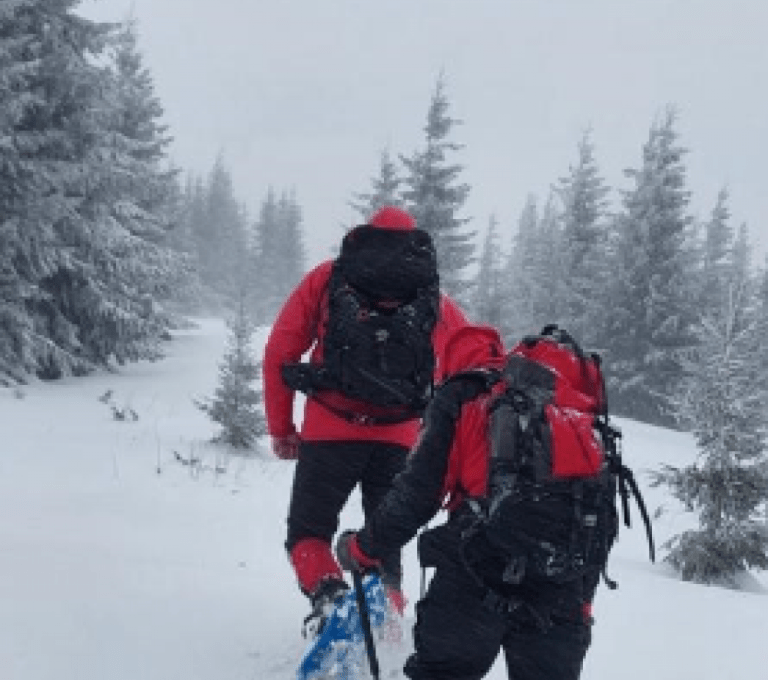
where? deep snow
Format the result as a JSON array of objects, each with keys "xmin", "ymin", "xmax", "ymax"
[{"xmin": 1, "ymin": 317, "xmax": 766, "ymax": 680}]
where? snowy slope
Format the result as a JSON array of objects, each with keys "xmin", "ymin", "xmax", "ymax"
[{"xmin": 0, "ymin": 317, "xmax": 765, "ymax": 680}]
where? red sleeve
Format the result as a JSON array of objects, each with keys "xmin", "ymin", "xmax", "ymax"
[
  {"xmin": 441, "ymin": 398, "xmax": 490, "ymax": 509},
  {"xmin": 262, "ymin": 261, "xmax": 332, "ymax": 437},
  {"xmin": 432, "ymin": 293, "xmax": 470, "ymax": 383}
]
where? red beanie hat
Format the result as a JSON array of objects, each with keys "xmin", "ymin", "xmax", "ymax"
[{"xmin": 368, "ymin": 205, "xmax": 416, "ymax": 231}]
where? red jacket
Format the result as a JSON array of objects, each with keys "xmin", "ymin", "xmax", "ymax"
[
  {"xmin": 262, "ymin": 260, "xmax": 469, "ymax": 448},
  {"xmin": 437, "ymin": 326, "xmax": 507, "ymax": 510}
]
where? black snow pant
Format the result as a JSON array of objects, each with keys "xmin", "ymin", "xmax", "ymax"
[
  {"xmin": 286, "ymin": 439, "xmax": 409, "ymax": 592},
  {"xmin": 404, "ymin": 519, "xmax": 592, "ymax": 680}
]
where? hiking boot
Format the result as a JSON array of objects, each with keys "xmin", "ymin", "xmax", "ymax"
[{"xmin": 302, "ymin": 577, "xmax": 349, "ymax": 639}]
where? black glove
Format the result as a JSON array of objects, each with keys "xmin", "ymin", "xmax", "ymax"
[
  {"xmin": 335, "ymin": 531, "xmax": 380, "ymax": 573},
  {"xmin": 432, "ymin": 372, "xmax": 495, "ymax": 419}
]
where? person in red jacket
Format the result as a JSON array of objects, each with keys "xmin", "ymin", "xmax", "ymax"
[
  {"xmin": 262, "ymin": 205, "xmax": 468, "ymax": 634},
  {"xmin": 336, "ymin": 324, "xmax": 595, "ymax": 680}
]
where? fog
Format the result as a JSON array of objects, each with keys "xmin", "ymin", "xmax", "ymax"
[{"xmin": 79, "ymin": 0, "xmax": 768, "ymax": 266}]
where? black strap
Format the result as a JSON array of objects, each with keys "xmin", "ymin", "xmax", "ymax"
[
  {"xmin": 531, "ymin": 324, "xmax": 587, "ymax": 360},
  {"xmin": 599, "ymin": 420, "xmax": 656, "ymax": 565},
  {"xmin": 353, "ymin": 364, "xmax": 423, "ymax": 406},
  {"xmin": 617, "ymin": 464, "xmax": 656, "ymax": 562},
  {"xmin": 441, "ymin": 368, "xmax": 502, "ymax": 397}
]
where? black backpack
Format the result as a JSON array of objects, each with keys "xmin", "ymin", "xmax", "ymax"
[
  {"xmin": 282, "ymin": 225, "xmax": 440, "ymax": 424},
  {"xmin": 458, "ymin": 326, "xmax": 655, "ymax": 600}
]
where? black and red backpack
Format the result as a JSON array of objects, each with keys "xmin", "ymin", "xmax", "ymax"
[
  {"xmin": 458, "ymin": 325, "xmax": 655, "ymax": 598},
  {"xmin": 282, "ymin": 224, "xmax": 440, "ymax": 424}
]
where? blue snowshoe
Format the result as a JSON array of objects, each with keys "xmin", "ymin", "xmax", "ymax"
[{"xmin": 297, "ymin": 573, "xmax": 387, "ymax": 680}]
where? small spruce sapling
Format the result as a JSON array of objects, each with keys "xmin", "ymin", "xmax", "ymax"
[{"xmin": 197, "ymin": 302, "xmax": 266, "ymax": 449}]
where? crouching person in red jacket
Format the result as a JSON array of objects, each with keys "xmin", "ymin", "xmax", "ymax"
[
  {"xmin": 262, "ymin": 206, "xmax": 468, "ymax": 636},
  {"xmin": 336, "ymin": 324, "xmax": 597, "ymax": 680}
]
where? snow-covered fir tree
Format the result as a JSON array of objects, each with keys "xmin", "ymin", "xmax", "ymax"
[
  {"xmin": 177, "ymin": 174, "xmax": 207, "ymax": 256},
  {"xmin": 198, "ymin": 297, "xmax": 266, "ymax": 449},
  {"xmin": 699, "ymin": 188, "xmax": 735, "ymax": 311},
  {"xmin": 532, "ymin": 193, "xmax": 567, "ymax": 328},
  {"xmin": 501, "ymin": 194, "xmax": 567, "ymax": 343},
  {"xmin": 78, "ymin": 16, "xmax": 188, "ymax": 365},
  {"xmin": 195, "ymin": 157, "xmax": 249, "ymax": 300},
  {"xmin": 401, "ymin": 76, "xmax": 475, "ymax": 305},
  {"xmin": 652, "ymin": 279, "xmax": 768, "ymax": 585},
  {"xmin": 501, "ymin": 195, "xmax": 541, "ymax": 342},
  {"xmin": 349, "ymin": 148, "xmax": 403, "ymax": 221},
  {"xmin": 108, "ymin": 19, "xmax": 178, "ymax": 232},
  {"xmin": 0, "ymin": 229, "xmax": 30, "ymax": 385},
  {"xmin": 250, "ymin": 188, "xmax": 282, "ymax": 323},
  {"xmin": 0, "ymin": 0, "xmax": 185, "ymax": 381},
  {"xmin": 0, "ymin": 1, "xmax": 38, "ymax": 383},
  {"xmin": 603, "ymin": 109, "xmax": 696, "ymax": 425},
  {"xmin": 471, "ymin": 215, "xmax": 505, "ymax": 328},
  {"xmin": 250, "ymin": 189, "xmax": 306, "ymax": 325},
  {"xmin": 500, "ymin": 193, "xmax": 567, "ymax": 342},
  {"xmin": 553, "ymin": 130, "xmax": 612, "ymax": 347},
  {"xmin": 757, "ymin": 251, "xmax": 768, "ymax": 321},
  {"xmin": 0, "ymin": 0, "xmax": 114, "ymax": 379},
  {"xmin": 275, "ymin": 190, "xmax": 306, "ymax": 295},
  {"xmin": 731, "ymin": 222, "xmax": 750, "ymax": 287},
  {"xmin": 165, "ymin": 174, "xmax": 210, "ymax": 310}
]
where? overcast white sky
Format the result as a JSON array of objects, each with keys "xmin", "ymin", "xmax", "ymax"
[{"xmin": 79, "ymin": 0, "xmax": 768, "ymax": 267}]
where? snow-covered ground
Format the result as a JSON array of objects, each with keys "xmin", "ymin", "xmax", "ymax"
[{"xmin": 1, "ymin": 317, "xmax": 766, "ymax": 680}]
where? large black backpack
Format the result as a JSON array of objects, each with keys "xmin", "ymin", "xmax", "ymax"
[
  {"xmin": 282, "ymin": 225, "xmax": 439, "ymax": 424},
  {"xmin": 458, "ymin": 326, "xmax": 655, "ymax": 600}
]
